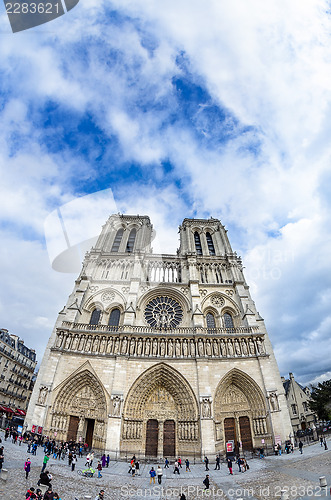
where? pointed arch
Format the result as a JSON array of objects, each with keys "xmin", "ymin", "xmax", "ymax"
[
  {"xmin": 214, "ymin": 368, "xmax": 267, "ymax": 417},
  {"xmin": 194, "ymin": 231, "xmax": 203, "ymax": 255},
  {"xmin": 111, "ymin": 228, "xmax": 123, "ymax": 252},
  {"xmin": 123, "ymin": 363, "xmax": 199, "ymax": 421},
  {"xmin": 53, "ymin": 368, "xmax": 108, "ymax": 417}
]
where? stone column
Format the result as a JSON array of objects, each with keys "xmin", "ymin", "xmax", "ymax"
[{"xmin": 157, "ymin": 421, "xmax": 164, "ymax": 459}]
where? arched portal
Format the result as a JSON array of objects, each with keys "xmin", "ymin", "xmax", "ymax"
[
  {"xmin": 121, "ymin": 363, "xmax": 200, "ymax": 458},
  {"xmin": 51, "ymin": 369, "xmax": 107, "ymax": 450},
  {"xmin": 214, "ymin": 369, "xmax": 268, "ymax": 453}
]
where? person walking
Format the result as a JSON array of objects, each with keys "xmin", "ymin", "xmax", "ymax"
[
  {"xmin": 35, "ymin": 489, "xmax": 43, "ymax": 500},
  {"xmin": 106, "ymin": 454, "xmax": 110, "ymax": 468},
  {"xmin": 135, "ymin": 460, "xmax": 140, "ymax": 476},
  {"xmin": 85, "ymin": 452, "xmax": 90, "ymax": 467},
  {"xmin": 90, "ymin": 451, "xmax": 94, "ymax": 467},
  {"xmin": 320, "ymin": 437, "xmax": 324, "ymax": 447},
  {"xmin": 25, "ymin": 487, "xmax": 37, "ymax": 499},
  {"xmin": 97, "ymin": 461, "xmax": 103, "ymax": 478},
  {"xmin": 101, "ymin": 454, "xmax": 106, "ymax": 468},
  {"xmin": 323, "ymin": 438, "xmax": 328, "ymax": 450},
  {"xmin": 24, "ymin": 457, "xmax": 31, "ymax": 480},
  {"xmin": 178, "ymin": 457, "xmax": 182, "ymax": 468},
  {"xmin": 131, "ymin": 461, "xmax": 136, "ymax": 477},
  {"xmin": 203, "ymin": 474, "xmax": 210, "ymax": 490},
  {"xmin": 156, "ymin": 465, "xmax": 163, "ymax": 484},
  {"xmin": 149, "ymin": 466, "xmax": 156, "ymax": 484},
  {"xmin": 215, "ymin": 455, "xmax": 220, "ymax": 470},
  {"xmin": 0, "ymin": 446, "xmax": 4, "ymax": 472},
  {"xmin": 185, "ymin": 458, "xmax": 191, "ymax": 472},
  {"xmin": 204, "ymin": 456, "xmax": 209, "ymax": 471},
  {"xmin": 43, "ymin": 488, "xmax": 54, "ymax": 500},
  {"xmin": 227, "ymin": 457, "xmax": 233, "ymax": 475},
  {"xmin": 299, "ymin": 441, "xmax": 303, "ymax": 454},
  {"xmin": 236, "ymin": 456, "xmax": 241, "ymax": 472},
  {"xmin": 41, "ymin": 453, "xmax": 50, "ymax": 472},
  {"xmin": 277, "ymin": 443, "xmax": 282, "ymax": 456},
  {"xmin": 164, "ymin": 457, "xmax": 169, "ymax": 468},
  {"xmin": 94, "ymin": 491, "xmax": 104, "ymax": 500},
  {"xmin": 173, "ymin": 461, "xmax": 180, "ymax": 474},
  {"xmin": 71, "ymin": 454, "xmax": 77, "ymax": 471}
]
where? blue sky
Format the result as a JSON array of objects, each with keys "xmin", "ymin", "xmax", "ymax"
[{"xmin": 0, "ymin": 0, "xmax": 331, "ymax": 386}]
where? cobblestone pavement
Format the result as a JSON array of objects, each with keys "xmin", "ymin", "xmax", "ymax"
[{"xmin": 0, "ymin": 431, "xmax": 330, "ymax": 500}]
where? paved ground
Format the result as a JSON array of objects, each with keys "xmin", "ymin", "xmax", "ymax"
[{"xmin": 0, "ymin": 431, "xmax": 330, "ymax": 499}]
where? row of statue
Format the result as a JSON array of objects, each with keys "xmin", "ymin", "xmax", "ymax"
[
  {"xmin": 177, "ymin": 421, "xmax": 199, "ymax": 441},
  {"xmin": 122, "ymin": 420, "xmax": 143, "ymax": 440},
  {"xmin": 55, "ymin": 331, "xmax": 266, "ymax": 359},
  {"xmin": 253, "ymin": 417, "xmax": 268, "ymax": 435}
]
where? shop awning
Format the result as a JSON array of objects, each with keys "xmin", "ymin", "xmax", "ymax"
[
  {"xmin": 15, "ymin": 409, "xmax": 26, "ymax": 416},
  {"xmin": 0, "ymin": 406, "xmax": 14, "ymax": 413}
]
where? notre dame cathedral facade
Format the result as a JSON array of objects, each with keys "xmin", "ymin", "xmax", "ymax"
[{"xmin": 25, "ymin": 214, "xmax": 292, "ymax": 458}]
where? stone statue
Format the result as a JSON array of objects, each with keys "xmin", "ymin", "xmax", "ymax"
[
  {"xmin": 160, "ymin": 339, "xmax": 166, "ymax": 356},
  {"xmin": 256, "ymin": 337, "xmax": 265, "ymax": 354},
  {"xmin": 106, "ymin": 337, "xmax": 113, "ymax": 353},
  {"xmin": 100, "ymin": 336, "xmax": 106, "ymax": 353},
  {"xmin": 38, "ymin": 386, "xmax": 48, "ymax": 405},
  {"xmin": 241, "ymin": 339, "xmax": 248, "ymax": 355},
  {"xmin": 152, "ymin": 338, "xmax": 158, "ymax": 356},
  {"xmin": 205, "ymin": 340, "xmax": 212, "ymax": 356},
  {"xmin": 112, "ymin": 396, "xmax": 121, "ymax": 416},
  {"xmin": 249, "ymin": 338, "xmax": 255, "ymax": 354},
  {"xmin": 269, "ymin": 392, "xmax": 279, "ymax": 411},
  {"xmin": 130, "ymin": 339, "xmax": 136, "ymax": 356},
  {"xmin": 137, "ymin": 338, "xmax": 143, "ymax": 355},
  {"xmin": 113, "ymin": 337, "xmax": 120, "ymax": 354},
  {"xmin": 213, "ymin": 339, "xmax": 219, "ymax": 356},
  {"xmin": 227, "ymin": 340, "xmax": 234, "ymax": 356},
  {"xmin": 220, "ymin": 339, "xmax": 226, "ymax": 356},
  {"xmin": 121, "ymin": 337, "xmax": 128, "ymax": 354},
  {"xmin": 183, "ymin": 340, "xmax": 188, "ymax": 357},
  {"xmin": 198, "ymin": 339, "xmax": 204, "ymax": 356},
  {"xmin": 56, "ymin": 332, "xmax": 64, "ymax": 348},
  {"xmin": 167, "ymin": 339, "xmax": 173, "ymax": 357},
  {"xmin": 202, "ymin": 398, "xmax": 211, "ymax": 418},
  {"xmin": 145, "ymin": 338, "xmax": 150, "ymax": 355},
  {"xmin": 71, "ymin": 335, "xmax": 79, "ymax": 350},
  {"xmin": 175, "ymin": 339, "xmax": 181, "ymax": 357},
  {"xmin": 190, "ymin": 339, "xmax": 195, "ymax": 357},
  {"xmin": 235, "ymin": 340, "xmax": 241, "ymax": 356}
]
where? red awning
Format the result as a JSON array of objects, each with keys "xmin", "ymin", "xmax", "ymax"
[
  {"xmin": 0, "ymin": 406, "xmax": 14, "ymax": 413},
  {"xmin": 16, "ymin": 409, "xmax": 26, "ymax": 416}
]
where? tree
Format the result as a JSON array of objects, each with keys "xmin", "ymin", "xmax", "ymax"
[{"xmin": 309, "ymin": 380, "xmax": 331, "ymax": 421}]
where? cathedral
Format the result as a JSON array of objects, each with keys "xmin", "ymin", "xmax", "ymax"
[{"xmin": 25, "ymin": 214, "xmax": 292, "ymax": 458}]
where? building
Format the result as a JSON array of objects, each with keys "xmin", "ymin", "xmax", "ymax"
[
  {"xmin": 25, "ymin": 214, "xmax": 292, "ymax": 457},
  {"xmin": 282, "ymin": 373, "xmax": 316, "ymax": 434},
  {"xmin": 0, "ymin": 328, "xmax": 37, "ymax": 420}
]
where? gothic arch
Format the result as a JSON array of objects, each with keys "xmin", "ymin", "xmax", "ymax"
[
  {"xmin": 50, "ymin": 367, "xmax": 108, "ymax": 448},
  {"xmin": 121, "ymin": 363, "xmax": 200, "ymax": 457},
  {"xmin": 214, "ymin": 368, "xmax": 266, "ymax": 416},
  {"xmin": 213, "ymin": 368, "xmax": 269, "ymax": 452},
  {"xmin": 123, "ymin": 363, "xmax": 199, "ymax": 421}
]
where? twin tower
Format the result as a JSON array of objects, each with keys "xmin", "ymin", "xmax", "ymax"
[{"xmin": 26, "ymin": 214, "xmax": 292, "ymax": 457}]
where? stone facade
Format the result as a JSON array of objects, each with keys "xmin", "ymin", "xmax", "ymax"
[
  {"xmin": 282, "ymin": 372, "xmax": 317, "ymax": 435},
  {"xmin": 25, "ymin": 214, "xmax": 292, "ymax": 457},
  {"xmin": 0, "ymin": 328, "xmax": 37, "ymax": 411}
]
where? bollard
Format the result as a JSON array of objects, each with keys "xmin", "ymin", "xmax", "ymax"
[
  {"xmin": 319, "ymin": 476, "xmax": 327, "ymax": 496},
  {"xmin": 280, "ymin": 490, "xmax": 289, "ymax": 500},
  {"xmin": 0, "ymin": 468, "xmax": 8, "ymax": 481},
  {"xmin": 320, "ymin": 477, "xmax": 327, "ymax": 487}
]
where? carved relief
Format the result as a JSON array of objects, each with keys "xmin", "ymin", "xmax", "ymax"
[
  {"xmin": 111, "ymin": 394, "xmax": 123, "ymax": 417},
  {"xmin": 210, "ymin": 295, "xmax": 225, "ymax": 307},
  {"xmin": 268, "ymin": 392, "xmax": 279, "ymax": 412},
  {"xmin": 201, "ymin": 397, "xmax": 212, "ymax": 418},
  {"xmin": 101, "ymin": 291, "xmax": 115, "ymax": 303}
]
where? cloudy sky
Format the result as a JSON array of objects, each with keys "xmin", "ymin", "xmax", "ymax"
[{"xmin": 0, "ymin": 0, "xmax": 331, "ymax": 386}]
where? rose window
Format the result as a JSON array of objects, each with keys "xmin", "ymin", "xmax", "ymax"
[{"xmin": 144, "ymin": 296, "xmax": 183, "ymax": 328}]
